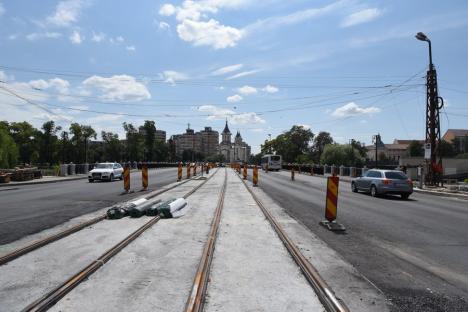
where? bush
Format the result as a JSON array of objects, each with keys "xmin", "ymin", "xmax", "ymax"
[{"xmin": 320, "ymin": 144, "xmax": 364, "ymax": 167}]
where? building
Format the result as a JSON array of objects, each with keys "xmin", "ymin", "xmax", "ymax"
[
  {"xmin": 219, "ymin": 120, "xmax": 251, "ymax": 163},
  {"xmin": 172, "ymin": 125, "xmax": 219, "ymax": 159},
  {"xmin": 442, "ymin": 129, "xmax": 468, "ymax": 153},
  {"xmin": 155, "ymin": 129, "xmax": 166, "ymax": 142},
  {"xmin": 366, "ymin": 139, "xmax": 424, "ymax": 161}
]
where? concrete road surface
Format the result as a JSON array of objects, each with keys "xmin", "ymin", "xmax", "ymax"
[
  {"xmin": 252, "ymin": 170, "xmax": 468, "ymax": 312},
  {"xmin": 0, "ymin": 168, "xmax": 179, "ymax": 245}
]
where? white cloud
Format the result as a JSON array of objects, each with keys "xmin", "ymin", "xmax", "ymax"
[
  {"xmin": 237, "ymin": 85, "xmax": 257, "ymax": 95},
  {"xmin": 198, "ymin": 104, "xmax": 265, "ymax": 124},
  {"xmin": 226, "ymin": 69, "xmax": 260, "ymax": 80},
  {"xmin": 69, "ymin": 30, "xmax": 82, "ymax": 44},
  {"xmin": 177, "ymin": 18, "xmax": 242, "ymax": 49},
  {"xmin": 8, "ymin": 34, "xmax": 19, "ymax": 40},
  {"xmin": 298, "ymin": 124, "xmax": 311, "ymax": 130},
  {"xmin": 116, "ymin": 36, "xmax": 124, "ymax": 43},
  {"xmin": 26, "ymin": 32, "xmax": 62, "ymax": 41},
  {"xmin": 91, "ymin": 31, "xmax": 106, "ymax": 42},
  {"xmin": 341, "ymin": 8, "xmax": 382, "ymax": 28},
  {"xmin": 0, "ymin": 70, "xmax": 13, "ymax": 82},
  {"xmin": 211, "ymin": 64, "xmax": 243, "ymax": 76},
  {"xmin": 159, "ymin": 3, "xmax": 176, "ymax": 16},
  {"xmin": 82, "ymin": 75, "xmax": 151, "ymax": 101},
  {"xmin": 263, "ymin": 85, "xmax": 279, "ymax": 93},
  {"xmin": 250, "ymin": 128, "xmax": 264, "ymax": 133},
  {"xmin": 331, "ymin": 102, "xmax": 381, "ymax": 118},
  {"xmin": 0, "ymin": 3, "xmax": 5, "ymax": 17},
  {"xmin": 47, "ymin": 0, "xmax": 86, "ymax": 27},
  {"xmin": 159, "ymin": 21, "xmax": 171, "ymax": 30},
  {"xmin": 227, "ymin": 94, "xmax": 243, "ymax": 103},
  {"xmin": 160, "ymin": 70, "xmax": 188, "ymax": 85},
  {"xmin": 29, "ymin": 77, "xmax": 70, "ymax": 94},
  {"xmin": 126, "ymin": 45, "xmax": 136, "ymax": 52}
]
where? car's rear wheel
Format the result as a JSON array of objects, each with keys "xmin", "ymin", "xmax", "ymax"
[
  {"xmin": 351, "ymin": 182, "xmax": 358, "ymax": 193},
  {"xmin": 109, "ymin": 174, "xmax": 114, "ymax": 182},
  {"xmin": 401, "ymin": 193, "xmax": 410, "ymax": 200},
  {"xmin": 370, "ymin": 185, "xmax": 378, "ymax": 197}
]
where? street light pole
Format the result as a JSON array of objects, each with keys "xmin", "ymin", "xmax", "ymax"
[{"xmin": 416, "ymin": 32, "xmax": 444, "ymax": 186}]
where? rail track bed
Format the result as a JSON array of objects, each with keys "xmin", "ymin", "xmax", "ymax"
[{"xmin": 0, "ymin": 168, "xmax": 386, "ymax": 311}]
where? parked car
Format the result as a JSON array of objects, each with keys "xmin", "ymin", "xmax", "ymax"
[
  {"xmin": 351, "ymin": 169, "xmax": 413, "ymax": 199},
  {"xmin": 88, "ymin": 162, "xmax": 124, "ymax": 182}
]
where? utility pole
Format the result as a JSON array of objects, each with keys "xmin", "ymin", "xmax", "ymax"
[
  {"xmin": 372, "ymin": 134, "xmax": 381, "ymax": 169},
  {"xmin": 416, "ymin": 32, "xmax": 444, "ymax": 186},
  {"xmin": 268, "ymin": 133, "xmax": 272, "ymax": 154}
]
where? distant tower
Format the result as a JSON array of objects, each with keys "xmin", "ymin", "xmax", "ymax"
[
  {"xmin": 222, "ymin": 119, "xmax": 231, "ymax": 143},
  {"xmin": 235, "ymin": 131, "xmax": 242, "ymax": 144}
]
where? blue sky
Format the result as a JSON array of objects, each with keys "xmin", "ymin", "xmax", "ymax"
[{"xmin": 0, "ymin": 0, "xmax": 467, "ymax": 153}]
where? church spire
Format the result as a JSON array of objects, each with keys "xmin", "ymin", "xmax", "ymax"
[{"xmin": 222, "ymin": 119, "xmax": 231, "ymax": 134}]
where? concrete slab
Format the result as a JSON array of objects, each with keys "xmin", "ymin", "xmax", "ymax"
[
  {"xmin": 0, "ymin": 174, "xmax": 210, "ymax": 311},
  {"xmin": 244, "ymin": 173, "xmax": 392, "ymax": 311},
  {"xmin": 204, "ymin": 170, "xmax": 324, "ymax": 312},
  {"xmin": 47, "ymin": 169, "xmax": 225, "ymax": 312}
]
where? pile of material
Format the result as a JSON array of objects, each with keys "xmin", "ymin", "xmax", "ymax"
[{"xmin": 106, "ymin": 198, "xmax": 188, "ymax": 219}]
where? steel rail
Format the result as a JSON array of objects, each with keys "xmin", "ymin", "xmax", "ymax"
[
  {"xmin": 20, "ymin": 168, "xmax": 219, "ymax": 312},
  {"xmin": 237, "ymin": 171, "xmax": 349, "ymax": 312},
  {"xmin": 0, "ymin": 171, "xmax": 199, "ymax": 266},
  {"xmin": 185, "ymin": 169, "xmax": 227, "ymax": 312}
]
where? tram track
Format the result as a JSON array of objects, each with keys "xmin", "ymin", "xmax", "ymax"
[{"xmin": 0, "ymin": 167, "xmax": 204, "ymax": 266}]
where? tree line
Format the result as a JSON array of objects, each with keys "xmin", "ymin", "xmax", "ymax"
[
  {"xmin": 0, "ymin": 120, "xmax": 172, "ymax": 168},
  {"xmin": 254, "ymin": 125, "xmax": 468, "ymax": 167}
]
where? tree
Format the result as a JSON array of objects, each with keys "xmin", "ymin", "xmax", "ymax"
[
  {"xmin": 38, "ymin": 121, "xmax": 61, "ymax": 165},
  {"xmin": 102, "ymin": 131, "xmax": 122, "ymax": 162},
  {"xmin": 439, "ymin": 140, "xmax": 457, "ymax": 158},
  {"xmin": 8, "ymin": 121, "xmax": 40, "ymax": 164},
  {"xmin": 123, "ymin": 122, "xmax": 143, "ymax": 161},
  {"xmin": 350, "ymin": 139, "xmax": 367, "ymax": 157},
  {"xmin": 69, "ymin": 123, "xmax": 96, "ymax": 163},
  {"xmin": 140, "ymin": 120, "xmax": 157, "ymax": 161},
  {"xmin": 312, "ymin": 131, "xmax": 334, "ymax": 162},
  {"xmin": 408, "ymin": 140, "xmax": 424, "ymax": 157},
  {"xmin": 0, "ymin": 127, "xmax": 18, "ymax": 168},
  {"xmin": 320, "ymin": 144, "xmax": 364, "ymax": 167}
]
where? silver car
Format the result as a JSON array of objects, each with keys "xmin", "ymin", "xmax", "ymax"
[
  {"xmin": 88, "ymin": 162, "xmax": 124, "ymax": 182},
  {"xmin": 351, "ymin": 169, "xmax": 413, "ymax": 199}
]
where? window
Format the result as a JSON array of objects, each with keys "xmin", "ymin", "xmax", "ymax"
[
  {"xmin": 367, "ymin": 171, "xmax": 382, "ymax": 178},
  {"xmin": 385, "ymin": 172, "xmax": 407, "ymax": 180},
  {"xmin": 271, "ymin": 156, "xmax": 281, "ymax": 161}
]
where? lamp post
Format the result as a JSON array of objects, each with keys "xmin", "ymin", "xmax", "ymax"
[
  {"xmin": 416, "ymin": 32, "xmax": 444, "ymax": 186},
  {"xmin": 268, "ymin": 133, "xmax": 272, "ymax": 154}
]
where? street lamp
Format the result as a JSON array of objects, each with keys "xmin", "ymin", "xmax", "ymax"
[{"xmin": 415, "ymin": 32, "xmax": 444, "ymax": 186}]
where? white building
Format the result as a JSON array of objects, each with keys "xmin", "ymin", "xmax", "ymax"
[{"xmin": 219, "ymin": 120, "xmax": 251, "ymax": 163}]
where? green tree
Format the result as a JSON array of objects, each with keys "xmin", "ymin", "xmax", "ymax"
[
  {"xmin": 312, "ymin": 131, "xmax": 334, "ymax": 162},
  {"xmin": 102, "ymin": 131, "xmax": 122, "ymax": 162},
  {"xmin": 439, "ymin": 140, "xmax": 457, "ymax": 158},
  {"xmin": 9, "ymin": 121, "xmax": 40, "ymax": 164},
  {"xmin": 123, "ymin": 122, "xmax": 143, "ymax": 161},
  {"xmin": 320, "ymin": 144, "xmax": 364, "ymax": 167},
  {"xmin": 350, "ymin": 139, "xmax": 367, "ymax": 157},
  {"xmin": 140, "ymin": 120, "xmax": 157, "ymax": 161},
  {"xmin": 69, "ymin": 123, "xmax": 97, "ymax": 163},
  {"xmin": 408, "ymin": 140, "xmax": 424, "ymax": 157},
  {"xmin": 38, "ymin": 121, "xmax": 61, "ymax": 165},
  {"xmin": 0, "ymin": 127, "xmax": 18, "ymax": 168}
]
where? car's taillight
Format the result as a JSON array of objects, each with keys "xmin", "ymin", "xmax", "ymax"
[{"xmin": 383, "ymin": 179, "xmax": 391, "ymax": 185}]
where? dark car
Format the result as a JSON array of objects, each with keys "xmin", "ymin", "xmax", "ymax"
[{"xmin": 351, "ymin": 169, "xmax": 413, "ymax": 199}]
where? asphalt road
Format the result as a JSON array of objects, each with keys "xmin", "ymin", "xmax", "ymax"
[
  {"xmin": 252, "ymin": 170, "xmax": 468, "ymax": 312},
  {"xmin": 0, "ymin": 168, "xmax": 179, "ymax": 245}
]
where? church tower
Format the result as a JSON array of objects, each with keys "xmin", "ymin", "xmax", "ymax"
[{"xmin": 222, "ymin": 119, "xmax": 231, "ymax": 143}]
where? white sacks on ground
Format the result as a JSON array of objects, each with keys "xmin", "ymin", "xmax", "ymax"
[{"xmin": 146, "ymin": 198, "xmax": 188, "ymax": 218}]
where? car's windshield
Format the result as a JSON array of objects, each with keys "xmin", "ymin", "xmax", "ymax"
[
  {"xmin": 271, "ymin": 156, "xmax": 281, "ymax": 161},
  {"xmin": 385, "ymin": 172, "xmax": 407, "ymax": 180},
  {"xmin": 95, "ymin": 164, "xmax": 113, "ymax": 169}
]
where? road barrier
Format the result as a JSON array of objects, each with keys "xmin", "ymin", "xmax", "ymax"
[
  {"xmin": 178, "ymin": 162, "xmax": 183, "ymax": 181},
  {"xmin": 243, "ymin": 164, "xmax": 247, "ymax": 180},
  {"xmin": 253, "ymin": 165, "xmax": 258, "ymax": 186},
  {"xmin": 206, "ymin": 164, "xmax": 209, "ymax": 174},
  {"xmin": 291, "ymin": 167, "xmax": 295, "ymax": 181},
  {"xmin": 194, "ymin": 164, "xmax": 197, "ymax": 176},
  {"xmin": 320, "ymin": 176, "xmax": 345, "ymax": 231},
  {"xmin": 187, "ymin": 164, "xmax": 191, "ymax": 179},
  {"xmin": 123, "ymin": 164, "xmax": 131, "ymax": 193},
  {"xmin": 141, "ymin": 163, "xmax": 148, "ymax": 191}
]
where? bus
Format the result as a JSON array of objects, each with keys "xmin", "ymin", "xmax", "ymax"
[{"xmin": 261, "ymin": 154, "xmax": 282, "ymax": 171}]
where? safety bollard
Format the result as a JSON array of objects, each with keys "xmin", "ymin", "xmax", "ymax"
[
  {"xmin": 187, "ymin": 164, "xmax": 191, "ymax": 179},
  {"xmin": 243, "ymin": 164, "xmax": 247, "ymax": 180},
  {"xmin": 298, "ymin": 166, "xmax": 301, "ymax": 174},
  {"xmin": 310, "ymin": 166, "xmax": 314, "ymax": 176},
  {"xmin": 291, "ymin": 167, "xmax": 295, "ymax": 181},
  {"xmin": 253, "ymin": 165, "xmax": 258, "ymax": 186},
  {"xmin": 194, "ymin": 164, "xmax": 197, "ymax": 176},
  {"xmin": 206, "ymin": 163, "xmax": 209, "ymax": 174},
  {"xmin": 141, "ymin": 163, "xmax": 148, "ymax": 191},
  {"xmin": 319, "ymin": 176, "xmax": 345, "ymax": 231},
  {"xmin": 177, "ymin": 162, "xmax": 182, "ymax": 182},
  {"xmin": 265, "ymin": 164, "xmax": 269, "ymax": 173},
  {"xmin": 122, "ymin": 163, "xmax": 131, "ymax": 194}
]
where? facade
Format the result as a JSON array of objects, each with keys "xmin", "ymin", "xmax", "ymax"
[
  {"xmin": 172, "ymin": 126, "xmax": 219, "ymax": 159},
  {"xmin": 155, "ymin": 130, "xmax": 166, "ymax": 142},
  {"xmin": 366, "ymin": 139, "xmax": 424, "ymax": 161},
  {"xmin": 219, "ymin": 120, "xmax": 251, "ymax": 163},
  {"xmin": 442, "ymin": 129, "xmax": 468, "ymax": 153}
]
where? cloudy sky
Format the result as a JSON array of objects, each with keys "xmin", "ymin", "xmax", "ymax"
[{"xmin": 1, "ymin": 0, "xmax": 467, "ymax": 153}]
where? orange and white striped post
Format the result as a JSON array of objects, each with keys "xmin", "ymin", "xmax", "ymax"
[
  {"xmin": 253, "ymin": 165, "xmax": 258, "ymax": 186},
  {"xmin": 141, "ymin": 163, "xmax": 148, "ymax": 191},
  {"xmin": 177, "ymin": 162, "xmax": 182, "ymax": 181},
  {"xmin": 186, "ymin": 164, "xmax": 191, "ymax": 179},
  {"xmin": 320, "ymin": 176, "xmax": 345, "ymax": 231},
  {"xmin": 122, "ymin": 162, "xmax": 131, "ymax": 194},
  {"xmin": 193, "ymin": 164, "xmax": 197, "ymax": 176},
  {"xmin": 243, "ymin": 164, "xmax": 247, "ymax": 180}
]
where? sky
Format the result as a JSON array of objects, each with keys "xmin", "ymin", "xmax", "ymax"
[{"xmin": 0, "ymin": 0, "xmax": 467, "ymax": 153}]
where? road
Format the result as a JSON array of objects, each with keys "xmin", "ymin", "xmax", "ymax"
[
  {"xmin": 0, "ymin": 168, "xmax": 179, "ymax": 245},
  {"xmin": 252, "ymin": 170, "xmax": 468, "ymax": 312}
]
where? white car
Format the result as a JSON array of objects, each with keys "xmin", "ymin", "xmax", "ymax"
[{"xmin": 88, "ymin": 162, "xmax": 124, "ymax": 182}]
